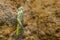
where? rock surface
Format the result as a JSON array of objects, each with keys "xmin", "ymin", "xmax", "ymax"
[{"xmin": 0, "ymin": 0, "xmax": 60, "ymax": 40}]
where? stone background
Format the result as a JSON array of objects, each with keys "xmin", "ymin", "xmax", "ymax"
[{"xmin": 0, "ymin": 0, "xmax": 60, "ymax": 40}]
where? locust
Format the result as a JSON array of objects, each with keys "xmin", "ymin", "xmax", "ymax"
[{"xmin": 16, "ymin": 7, "xmax": 23, "ymax": 36}]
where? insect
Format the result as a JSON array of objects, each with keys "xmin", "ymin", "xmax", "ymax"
[{"xmin": 16, "ymin": 7, "xmax": 23, "ymax": 36}]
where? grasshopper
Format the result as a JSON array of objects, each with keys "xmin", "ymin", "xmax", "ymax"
[{"xmin": 16, "ymin": 7, "xmax": 23, "ymax": 36}]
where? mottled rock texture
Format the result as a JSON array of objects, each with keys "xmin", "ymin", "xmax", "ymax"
[{"xmin": 0, "ymin": 0, "xmax": 60, "ymax": 40}]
